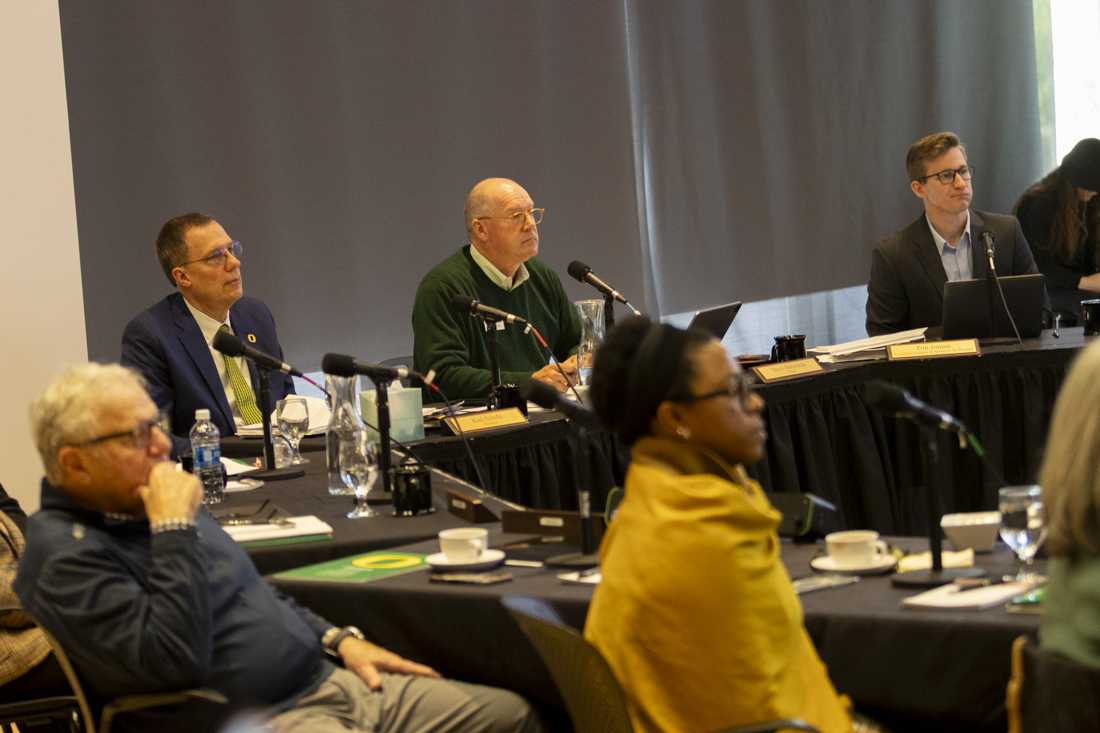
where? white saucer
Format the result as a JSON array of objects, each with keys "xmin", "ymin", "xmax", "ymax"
[
  {"xmin": 426, "ymin": 549, "xmax": 506, "ymax": 572},
  {"xmin": 810, "ymin": 554, "xmax": 897, "ymax": 575}
]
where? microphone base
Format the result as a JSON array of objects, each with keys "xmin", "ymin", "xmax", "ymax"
[
  {"xmin": 890, "ymin": 566, "xmax": 986, "ymax": 589},
  {"xmin": 241, "ymin": 465, "xmax": 306, "ymax": 482},
  {"xmin": 544, "ymin": 552, "xmax": 599, "ymax": 569}
]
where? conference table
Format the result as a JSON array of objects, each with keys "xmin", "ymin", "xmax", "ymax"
[
  {"xmin": 271, "ymin": 533, "xmax": 1037, "ymax": 733},
  {"xmin": 749, "ymin": 328, "xmax": 1089, "ymax": 535},
  {"xmin": 226, "ymin": 328, "xmax": 1089, "ymax": 538}
]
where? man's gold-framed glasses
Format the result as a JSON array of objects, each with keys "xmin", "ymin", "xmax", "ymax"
[
  {"xmin": 475, "ymin": 208, "xmax": 545, "ymax": 226},
  {"xmin": 74, "ymin": 410, "xmax": 171, "ymax": 450},
  {"xmin": 178, "ymin": 241, "xmax": 243, "ymax": 269},
  {"xmin": 918, "ymin": 165, "xmax": 974, "ymax": 185}
]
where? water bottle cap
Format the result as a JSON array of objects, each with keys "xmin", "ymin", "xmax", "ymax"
[{"xmin": 195, "ymin": 408, "xmax": 211, "ymax": 420}]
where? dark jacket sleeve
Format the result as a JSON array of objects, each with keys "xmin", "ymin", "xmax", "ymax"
[
  {"xmin": 865, "ymin": 245, "xmax": 911, "ymax": 336},
  {"xmin": 121, "ymin": 317, "xmax": 190, "ymax": 455},
  {"xmin": 1006, "ymin": 217, "xmax": 1052, "ymax": 314},
  {"xmin": 18, "ymin": 528, "xmax": 213, "ymax": 695}
]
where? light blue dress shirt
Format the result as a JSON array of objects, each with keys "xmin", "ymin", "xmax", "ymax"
[{"xmin": 927, "ymin": 214, "xmax": 973, "ymax": 282}]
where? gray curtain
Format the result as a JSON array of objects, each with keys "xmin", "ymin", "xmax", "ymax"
[{"xmin": 60, "ymin": 0, "xmax": 1041, "ymax": 369}]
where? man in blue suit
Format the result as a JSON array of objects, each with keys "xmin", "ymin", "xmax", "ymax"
[{"xmin": 121, "ymin": 213, "xmax": 294, "ymax": 452}]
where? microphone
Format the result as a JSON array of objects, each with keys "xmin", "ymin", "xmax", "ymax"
[
  {"xmin": 450, "ymin": 294, "xmax": 527, "ymax": 324},
  {"xmin": 982, "ymin": 231, "xmax": 996, "ymax": 274},
  {"xmin": 321, "ymin": 353, "xmax": 409, "ymax": 382},
  {"xmin": 212, "ymin": 329, "xmax": 302, "ymax": 377},
  {"xmin": 520, "ymin": 380, "xmax": 602, "ymax": 430},
  {"xmin": 864, "ymin": 380, "xmax": 966, "ymax": 434},
  {"xmin": 567, "ymin": 261, "xmax": 642, "ymax": 315}
]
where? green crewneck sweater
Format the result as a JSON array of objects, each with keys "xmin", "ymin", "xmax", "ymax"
[{"xmin": 412, "ymin": 245, "xmax": 582, "ymax": 400}]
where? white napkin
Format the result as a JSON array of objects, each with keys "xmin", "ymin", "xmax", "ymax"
[{"xmin": 236, "ymin": 395, "xmax": 331, "ymax": 437}]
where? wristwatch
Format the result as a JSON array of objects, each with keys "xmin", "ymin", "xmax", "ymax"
[{"xmin": 322, "ymin": 626, "xmax": 365, "ymax": 657}]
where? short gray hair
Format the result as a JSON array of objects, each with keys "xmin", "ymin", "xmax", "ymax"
[{"xmin": 29, "ymin": 363, "xmax": 147, "ymax": 484}]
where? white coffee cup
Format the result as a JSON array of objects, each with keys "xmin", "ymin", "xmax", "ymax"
[
  {"xmin": 825, "ymin": 530, "xmax": 889, "ymax": 569},
  {"xmin": 438, "ymin": 528, "xmax": 488, "ymax": 562}
]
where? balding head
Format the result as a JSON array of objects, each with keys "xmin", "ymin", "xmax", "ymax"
[{"xmin": 464, "ymin": 177, "xmax": 540, "ymax": 279}]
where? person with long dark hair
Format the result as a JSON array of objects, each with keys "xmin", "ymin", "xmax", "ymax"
[
  {"xmin": 583, "ymin": 317, "xmax": 873, "ymax": 733},
  {"xmin": 1016, "ymin": 138, "xmax": 1100, "ymax": 325}
]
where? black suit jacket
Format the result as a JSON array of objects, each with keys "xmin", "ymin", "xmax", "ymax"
[
  {"xmin": 865, "ymin": 210, "xmax": 1045, "ymax": 336},
  {"xmin": 120, "ymin": 293, "xmax": 295, "ymax": 452}
]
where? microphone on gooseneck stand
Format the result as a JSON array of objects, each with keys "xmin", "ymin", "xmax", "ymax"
[
  {"xmin": 567, "ymin": 260, "xmax": 642, "ymax": 333},
  {"xmin": 211, "ymin": 330, "xmax": 304, "ymax": 481},
  {"xmin": 521, "ymin": 380, "xmax": 600, "ymax": 569},
  {"xmin": 980, "ymin": 231, "xmax": 1023, "ymax": 344},
  {"xmin": 865, "ymin": 380, "xmax": 989, "ymax": 588}
]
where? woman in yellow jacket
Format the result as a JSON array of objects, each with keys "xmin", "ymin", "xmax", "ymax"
[{"xmin": 584, "ymin": 317, "xmax": 871, "ymax": 733}]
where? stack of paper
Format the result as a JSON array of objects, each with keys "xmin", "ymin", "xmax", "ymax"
[
  {"xmin": 809, "ymin": 328, "xmax": 927, "ymax": 364},
  {"xmin": 902, "ymin": 580, "xmax": 1037, "ymax": 611},
  {"xmin": 223, "ymin": 515, "xmax": 334, "ymax": 547}
]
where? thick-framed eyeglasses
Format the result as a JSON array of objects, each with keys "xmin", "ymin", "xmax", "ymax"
[
  {"xmin": 673, "ymin": 372, "xmax": 756, "ymax": 409},
  {"xmin": 918, "ymin": 165, "xmax": 974, "ymax": 185},
  {"xmin": 74, "ymin": 410, "xmax": 170, "ymax": 450},
  {"xmin": 178, "ymin": 240, "xmax": 243, "ymax": 269},
  {"xmin": 475, "ymin": 208, "xmax": 545, "ymax": 227}
]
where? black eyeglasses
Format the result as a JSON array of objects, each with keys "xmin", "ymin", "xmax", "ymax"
[
  {"xmin": 74, "ymin": 410, "xmax": 170, "ymax": 450},
  {"xmin": 177, "ymin": 240, "xmax": 243, "ymax": 269},
  {"xmin": 673, "ymin": 372, "xmax": 756, "ymax": 409},
  {"xmin": 917, "ymin": 165, "xmax": 974, "ymax": 185}
]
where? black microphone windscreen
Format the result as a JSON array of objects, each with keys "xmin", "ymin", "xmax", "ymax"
[
  {"xmin": 863, "ymin": 380, "xmax": 909, "ymax": 413},
  {"xmin": 519, "ymin": 379, "xmax": 560, "ymax": 410},
  {"xmin": 321, "ymin": 353, "xmax": 357, "ymax": 377},
  {"xmin": 450, "ymin": 293, "xmax": 476, "ymax": 311},
  {"xmin": 211, "ymin": 329, "xmax": 244, "ymax": 357},
  {"xmin": 567, "ymin": 261, "xmax": 592, "ymax": 283}
]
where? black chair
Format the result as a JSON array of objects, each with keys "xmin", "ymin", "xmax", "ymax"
[
  {"xmin": 1007, "ymin": 634, "xmax": 1100, "ymax": 732},
  {"xmin": 15, "ymin": 627, "xmax": 228, "ymax": 733},
  {"xmin": 502, "ymin": 596, "xmax": 820, "ymax": 733},
  {"xmin": 0, "ymin": 693, "xmax": 81, "ymax": 732}
]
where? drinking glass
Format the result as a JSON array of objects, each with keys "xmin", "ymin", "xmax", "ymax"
[
  {"xmin": 276, "ymin": 397, "xmax": 310, "ymax": 464},
  {"xmin": 998, "ymin": 485, "xmax": 1046, "ymax": 583},
  {"xmin": 574, "ymin": 299, "xmax": 606, "ymax": 386},
  {"xmin": 341, "ymin": 435, "xmax": 379, "ymax": 519}
]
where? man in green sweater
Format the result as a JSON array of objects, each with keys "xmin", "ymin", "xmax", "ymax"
[{"xmin": 413, "ymin": 178, "xmax": 582, "ymax": 400}]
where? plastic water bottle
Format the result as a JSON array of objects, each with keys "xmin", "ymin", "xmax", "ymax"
[{"xmin": 190, "ymin": 408, "xmax": 224, "ymax": 504}]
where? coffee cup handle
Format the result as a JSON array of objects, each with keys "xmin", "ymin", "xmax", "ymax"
[{"xmin": 874, "ymin": 540, "xmax": 889, "ymax": 557}]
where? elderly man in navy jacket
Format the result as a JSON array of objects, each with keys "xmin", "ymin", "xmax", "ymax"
[
  {"xmin": 121, "ymin": 213, "xmax": 294, "ymax": 452},
  {"xmin": 16, "ymin": 363, "xmax": 539, "ymax": 733}
]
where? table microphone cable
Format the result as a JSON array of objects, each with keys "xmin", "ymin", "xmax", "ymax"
[{"xmin": 982, "ymin": 231, "xmax": 1023, "ymax": 345}]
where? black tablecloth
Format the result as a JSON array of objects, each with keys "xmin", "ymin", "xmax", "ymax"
[
  {"xmin": 750, "ymin": 329, "xmax": 1088, "ymax": 534},
  {"xmin": 272, "ymin": 535, "xmax": 1037, "ymax": 732},
  {"xmin": 222, "ymin": 410, "xmax": 629, "ymax": 512},
  {"xmin": 220, "ymin": 458, "xmax": 516, "ymax": 575}
]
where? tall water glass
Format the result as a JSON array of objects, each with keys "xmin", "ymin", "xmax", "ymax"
[
  {"xmin": 342, "ymin": 435, "xmax": 380, "ymax": 519},
  {"xmin": 276, "ymin": 397, "xmax": 310, "ymax": 464},
  {"xmin": 574, "ymin": 299, "xmax": 606, "ymax": 386},
  {"xmin": 998, "ymin": 485, "xmax": 1046, "ymax": 583},
  {"xmin": 326, "ymin": 374, "xmax": 359, "ymax": 496}
]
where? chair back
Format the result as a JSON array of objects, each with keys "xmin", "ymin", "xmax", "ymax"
[
  {"xmin": 40, "ymin": 630, "xmax": 96, "ymax": 731},
  {"xmin": 502, "ymin": 595, "xmax": 634, "ymax": 733},
  {"xmin": 1008, "ymin": 634, "xmax": 1100, "ymax": 732}
]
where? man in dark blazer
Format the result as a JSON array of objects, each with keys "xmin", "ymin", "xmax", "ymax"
[
  {"xmin": 866, "ymin": 131, "xmax": 1044, "ymax": 336},
  {"xmin": 121, "ymin": 213, "xmax": 293, "ymax": 452}
]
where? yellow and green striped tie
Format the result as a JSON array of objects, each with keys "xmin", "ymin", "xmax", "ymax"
[{"xmin": 218, "ymin": 325, "xmax": 264, "ymax": 424}]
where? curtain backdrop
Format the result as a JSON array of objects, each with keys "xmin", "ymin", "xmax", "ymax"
[{"xmin": 60, "ymin": 0, "xmax": 1042, "ymax": 369}]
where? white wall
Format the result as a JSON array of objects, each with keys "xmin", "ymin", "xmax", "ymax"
[{"xmin": 0, "ymin": 3, "xmax": 85, "ymax": 511}]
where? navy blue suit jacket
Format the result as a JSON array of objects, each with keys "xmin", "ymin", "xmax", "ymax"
[{"xmin": 121, "ymin": 293, "xmax": 294, "ymax": 451}]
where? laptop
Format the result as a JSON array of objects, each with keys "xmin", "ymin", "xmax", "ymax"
[
  {"xmin": 687, "ymin": 301, "xmax": 742, "ymax": 340},
  {"xmin": 941, "ymin": 274, "xmax": 1045, "ymax": 339}
]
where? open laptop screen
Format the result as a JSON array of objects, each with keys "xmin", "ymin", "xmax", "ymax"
[
  {"xmin": 687, "ymin": 301, "xmax": 742, "ymax": 340},
  {"xmin": 941, "ymin": 274, "xmax": 1045, "ymax": 339}
]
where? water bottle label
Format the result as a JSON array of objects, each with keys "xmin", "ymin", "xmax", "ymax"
[{"xmin": 194, "ymin": 445, "xmax": 221, "ymax": 467}]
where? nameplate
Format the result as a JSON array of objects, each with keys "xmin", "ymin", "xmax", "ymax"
[
  {"xmin": 752, "ymin": 358, "xmax": 825, "ymax": 383},
  {"xmin": 501, "ymin": 509, "xmax": 607, "ymax": 547},
  {"xmin": 446, "ymin": 489, "xmax": 498, "ymax": 523},
  {"xmin": 443, "ymin": 408, "xmax": 528, "ymax": 435},
  {"xmin": 887, "ymin": 339, "xmax": 980, "ymax": 361}
]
